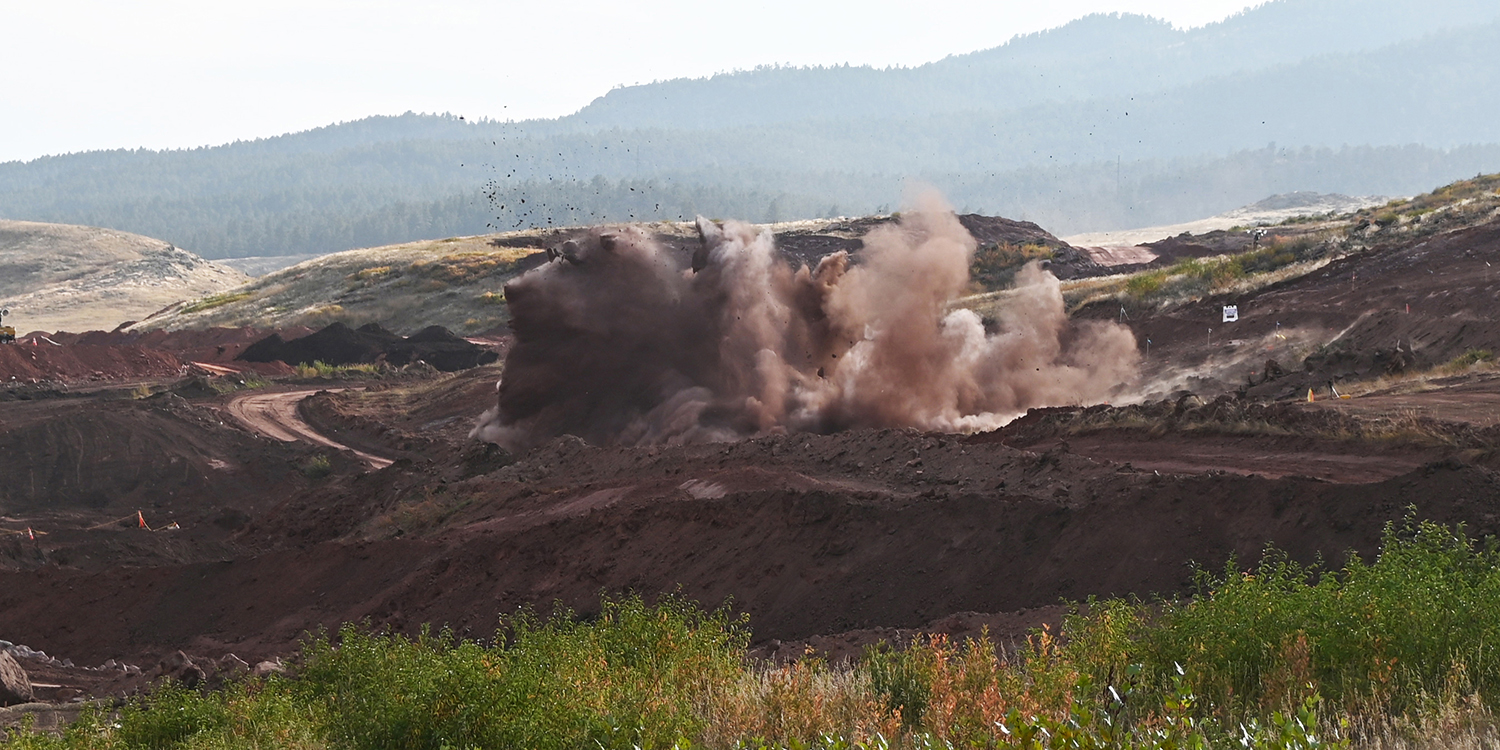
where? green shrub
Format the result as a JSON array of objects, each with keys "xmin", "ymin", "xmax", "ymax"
[
  {"xmin": 862, "ymin": 643, "xmax": 934, "ymax": 729},
  {"xmin": 970, "ymin": 243, "xmax": 1054, "ymax": 289},
  {"xmin": 1143, "ymin": 515, "xmax": 1500, "ymax": 717},
  {"xmin": 1445, "ymin": 349, "xmax": 1495, "ymax": 371},
  {"xmin": 294, "ymin": 594, "xmax": 748, "ymax": 750},
  {"xmin": 294, "ymin": 360, "xmax": 381, "ymax": 379},
  {"xmin": 0, "ymin": 680, "xmax": 323, "ymax": 750},
  {"xmin": 298, "ymin": 454, "xmax": 332, "ymax": 479},
  {"xmin": 1125, "ymin": 270, "xmax": 1167, "ymax": 298}
]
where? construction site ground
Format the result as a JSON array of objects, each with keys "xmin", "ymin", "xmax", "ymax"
[{"xmin": 3, "ymin": 212, "xmax": 1500, "ymax": 717}]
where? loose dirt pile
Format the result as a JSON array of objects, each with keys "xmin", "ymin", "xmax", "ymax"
[{"xmin": 238, "ymin": 322, "xmax": 499, "ymax": 372}]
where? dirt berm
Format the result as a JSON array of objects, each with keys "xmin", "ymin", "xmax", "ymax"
[
  {"xmin": 2, "ymin": 404, "xmax": 1498, "ymax": 666},
  {"xmin": 238, "ymin": 322, "xmax": 498, "ymax": 372}
]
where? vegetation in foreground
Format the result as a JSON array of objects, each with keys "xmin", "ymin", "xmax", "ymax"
[
  {"xmin": 8, "ymin": 516, "xmax": 1500, "ymax": 749},
  {"xmin": 292, "ymin": 361, "xmax": 386, "ymax": 380}
]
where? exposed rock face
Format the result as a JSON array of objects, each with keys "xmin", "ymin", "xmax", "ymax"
[{"xmin": 0, "ymin": 651, "xmax": 33, "ymax": 706}]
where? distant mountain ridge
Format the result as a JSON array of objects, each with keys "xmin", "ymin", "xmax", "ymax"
[
  {"xmin": 3, "ymin": 0, "xmax": 1500, "ymax": 258},
  {"xmin": 565, "ymin": 0, "xmax": 1500, "ymax": 129}
]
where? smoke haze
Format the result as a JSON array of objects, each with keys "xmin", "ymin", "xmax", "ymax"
[{"xmin": 472, "ymin": 191, "xmax": 1139, "ymax": 451}]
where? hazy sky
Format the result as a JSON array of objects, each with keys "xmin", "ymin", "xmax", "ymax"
[{"xmin": 1, "ymin": 0, "xmax": 1258, "ymax": 163}]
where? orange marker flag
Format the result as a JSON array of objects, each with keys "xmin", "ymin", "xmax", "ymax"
[{"xmin": 138, "ymin": 510, "xmax": 147, "ymax": 529}]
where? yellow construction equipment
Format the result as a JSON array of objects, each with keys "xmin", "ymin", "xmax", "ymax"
[{"xmin": 0, "ymin": 308, "xmax": 14, "ymax": 344}]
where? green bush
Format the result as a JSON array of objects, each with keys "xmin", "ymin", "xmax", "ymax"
[
  {"xmin": 1445, "ymin": 349, "xmax": 1495, "ymax": 371},
  {"xmin": 1143, "ymin": 515, "xmax": 1500, "ymax": 717},
  {"xmin": 1, "ymin": 681, "xmax": 322, "ymax": 750},
  {"xmin": 294, "ymin": 360, "xmax": 382, "ymax": 379},
  {"xmin": 15, "ymin": 520, "xmax": 1500, "ymax": 749},
  {"xmin": 1125, "ymin": 270, "xmax": 1167, "ymax": 298},
  {"xmin": 294, "ymin": 594, "xmax": 748, "ymax": 750},
  {"xmin": 970, "ymin": 242, "xmax": 1054, "ymax": 290},
  {"xmin": 297, "ymin": 454, "xmax": 332, "ymax": 479}
]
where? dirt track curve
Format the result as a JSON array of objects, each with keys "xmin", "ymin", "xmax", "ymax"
[{"xmin": 225, "ymin": 389, "xmax": 393, "ymax": 469}]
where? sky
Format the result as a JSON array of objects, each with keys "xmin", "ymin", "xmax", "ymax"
[{"xmin": 0, "ymin": 0, "xmax": 1258, "ymax": 164}]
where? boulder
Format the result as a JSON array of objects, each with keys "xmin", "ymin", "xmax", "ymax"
[
  {"xmin": 156, "ymin": 651, "xmax": 205, "ymax": 688},
  {"xmin": 0, "ymin": 651, "xmax": 33, "ymax": 706},
  {"xmin": 250, "ymin": 660, "xmax": 284, "ymax": 678}
]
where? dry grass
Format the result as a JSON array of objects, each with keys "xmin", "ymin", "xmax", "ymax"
[
  {"xmin": 132, "ymin": 234, "xmax": 541, "ymax": 335},
  {"xmin": 1339, "ymin": 353, "xmax": 1500, "ymax": 399},
  {"xmin": 1060, "ymin": 244, "xmax": 1334, "ymax": 315},
  {"xmin": 700, "ymin": 660, "xmax": 899, "ymax": 747}
]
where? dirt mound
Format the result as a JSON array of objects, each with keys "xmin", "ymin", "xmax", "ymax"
[
  {"xmin": 0, "ymin": 326, "xmax": 300, "ymax": 385},
  {"xmin": 297, "ymin": 363, "xmax": 508, "ymax": 461},
  {"xmin": 0, "ymin": 395, "xmax": 308, "ymax": 518},
  {"xmin": 0, "ymin": 392, "xmax": 342, "ymax": 574},
  {"xmin": 2, "ymin": 403, "xmax": 1497, "ymax": 666},
  {"xmin": 238, "ymin": 322, "xmax": 498, "ymax": 372},
  {"xmin": 766, "ymin": 214, "xmax": 1069, "ymax": 269},
  {"xmin": 0, "ymin": 342, "xmax": 185, "ymax": 384}
]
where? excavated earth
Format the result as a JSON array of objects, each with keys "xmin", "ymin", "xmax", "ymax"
[{"xmin": 4, "ymin": 209, "xmax": 1500, "ymax": 716}]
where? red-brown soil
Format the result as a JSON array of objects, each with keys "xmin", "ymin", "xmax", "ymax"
[
  {"xmin": 3, "ymin": 397, "xmax": 1498, "ymax": 672},
  {"xmin": 1, "ymin": 327, "xmax": 301, "ymax": 385}
]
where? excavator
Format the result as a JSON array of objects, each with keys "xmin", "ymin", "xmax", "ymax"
[{"xmin": 0, "ymin": 308, "xmax": 14, "ymax": 344}]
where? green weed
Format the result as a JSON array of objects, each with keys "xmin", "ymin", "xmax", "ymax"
[
  {"xmin": 294, "ymin": 360, "xmax": 382, "ymax": 379},
  {"xmin": 180, "ymin": 292, "xmax": 253, "ymax": 314}
]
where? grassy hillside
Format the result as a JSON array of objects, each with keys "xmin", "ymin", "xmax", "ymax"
[
  {"xmin": 0, "ymin": 220, "xmax": 248, "ymax": 334},
  {"xmin": 131, "ymin": 233, "xmax": 546, "ymax": 335}
]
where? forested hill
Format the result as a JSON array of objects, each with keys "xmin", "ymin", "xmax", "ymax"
[
  {"xmin": 567, "ymin": 0, "xmax": 1500, "ymax": 129},
  {"xmin": 4, "ymin": 0, "xmax": 1500, "ymax": 260}
]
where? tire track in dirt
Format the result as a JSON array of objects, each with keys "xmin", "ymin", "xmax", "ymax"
[{"xmin": 226, "ymin": 389, "xmax": 393, "ymax": 469}]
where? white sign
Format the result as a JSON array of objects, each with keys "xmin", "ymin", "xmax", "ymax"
[{"xmin": 1222, "ymin": 305, "xmax": 1239, "ymax": 323}]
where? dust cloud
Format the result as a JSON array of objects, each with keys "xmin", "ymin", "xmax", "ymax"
[{"xmin": 472, "ymin": 191, "xmax": 1139, "ymax": 451}]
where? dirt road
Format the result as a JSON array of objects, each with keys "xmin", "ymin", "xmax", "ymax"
[{"xmin": 225, "ymin": 389, "xmax": 393, "ymax": 469}]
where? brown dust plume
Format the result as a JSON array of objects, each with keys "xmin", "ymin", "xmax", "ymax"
[{"xmin": 471, "ymin": 192, "xmax": 1139, "ymax": 451}]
